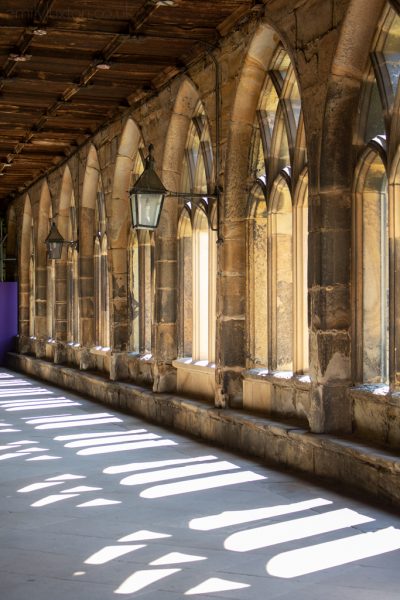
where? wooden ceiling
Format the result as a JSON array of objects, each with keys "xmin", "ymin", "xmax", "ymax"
[{"xmin": 0, "ymin": 0, "xmax": 257, "ymax": 209}]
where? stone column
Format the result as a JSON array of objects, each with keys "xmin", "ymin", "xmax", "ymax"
[
  {"xmin": 152, "ymin": 223, "xmax": 178, "ymax": 392},
  {"xmin": 79, "ymin": 205, "xmax": 95, "ymax": 348},
  {"xmin": 109, "ymin": 246, "xmax": 128, "ymax": 351},
  {"xmin": 54, "ymin": 258, "xmax": 67, "ymax": 341},
  {"xmin": 306, "ymin": 70, "xmax": 358, "ymax": 434}
]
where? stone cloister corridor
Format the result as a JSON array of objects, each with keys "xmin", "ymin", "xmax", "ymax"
[
  {"xmin": 0, "ymin": 368, "xmax": 400, "ymax": 600},
  {"xmin": 2, "ymin": 2, "xmax": 400, "ymax": 595}
]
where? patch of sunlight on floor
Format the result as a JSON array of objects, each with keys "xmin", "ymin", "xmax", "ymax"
[
  {"xmin": 150, "ymin": 552, "xmax": 206, "ymax": 566},
  {"xmin": 121, "ymin": 461, "xmax": 238, "ymax": 486},
  {"xmin": 141, "ymin": 471, "xmax": 265, "ymax": 499},
  {"xmin": 114, "ymin": 569, "xmax": 180, "ymax": 594},
  {"xmin": 0, "ymin": 429, "xmax": 21, "ymax": 433},
  {"xmin": 25, "ymin": 412, "xmax": 118, "ymax": 425},
  {"xmin": 85, "ymin": 545, "xmax": 146, "ymax": 565},
  {"xmin": 104, "ymin": 455, "xmax": 218, "ymax": 475},
  {"xmin": 0, "ymin": 451, "xmax": 28, "ymax": 459},
  {"xmin": 46, "ymin": 474, "xmax": 86, "ymax": 481},
  {"xmin": 77, "ymin": 498, "xmax": 121, "ymax": 507},
  {"xmin": 189, "ymin": 498, "xmax": 333, "ymax": 530},
  {"xmin": 16, "ymin": 447, "xmax": 48, "ymax": 453},
  {"xmin": 26, "ymin": 455, "xmax": 61, "ymax": 461},
  {"xmin": 77, "ymin": 439, "xmax": 177, "ymax": 456},
  {"xmin": 0, "ymin": 389, "xmax": 52, "ymax": 397},
  {"xmin": 18, "ymin": 481, "xmax": 63, "ymax": 493},
  {"xmin": 7, "ymin": 402, "xmax": 80, "ymax": 411},
  {"xmin": 224, "ymin": 508, "xmax": 374, "ymax": 552},
  {"xmin": 266, "ymin": 527, "xmax": 400, "ymax": 578},
  {"xmin": 31, "ymin": 493, "xmax": 80, "ymax": 507},
  {"xmin": 55, "ymin": 429, "xmax": 147, "ymax": 441},
  {"xmin": 61, "ymin": 486, "xmax": 102, "ymax": 493},
  {"xmin": 9, "ymin": 440, "xmax": 38, "ymax": 445},
  {"xmin": 36, "ymin": 418, "xmax": 123, "ymax": 430},
  {"xmin": 0, "ymin": 397, "xmax": 65, "ymax": 406},
  {"xmin": 185, "ymin": 577, "xmax": 250, "ymax": 595},
  {"xmin": 118, "ymin": 530, "xmax": 171, "ymax": 542},
  {"xmin": 65, "ymin": 433, "xmax": 160, "ymax": 448}
]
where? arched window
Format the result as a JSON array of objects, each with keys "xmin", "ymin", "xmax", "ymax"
[
  {"xmin": 354, "ymin": 148, "xmax": 388, "ymax": 383},
  {"xmin": 247, "ymin": 45, "xmax": 308, "ymax": 374},
  {"xmin": 352, "ymin": 4, "xmax": 400, "ymax": 385},
  {"xmin": 178, "ymin": 105, "xmax": 216, "ymax": 363},
  {"xmin": 94, "ymin": 180, "xmax": 110, "ymax": 348}
]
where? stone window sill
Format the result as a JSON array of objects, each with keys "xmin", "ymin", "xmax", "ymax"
[
  {"xmin": 127, "ymin": 352, "xmax": 153, "ymax": 363},
  {"xmin": 349, "ymin": 383, "xmax": 400, "ymax": 407},
  {"xmin": 90, "ymin": 346, "xmax": 111, "ymax": 356},
  {"xmin": 243, "ymin": 368, "xmax": 311, "ymax": 390},
  {"xmin": 173, "ymin": 357, "xmax": 216, "ymax": 374},
  {"xmin": 67, "ymin": 342, "xmax": 81, "ymax": 348}
]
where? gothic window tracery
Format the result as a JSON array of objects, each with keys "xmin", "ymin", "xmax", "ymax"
[{"xmin": 247, "ymin": 45, "xmax": 308, "ymax": 374}]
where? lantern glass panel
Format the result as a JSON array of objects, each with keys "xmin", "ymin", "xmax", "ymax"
[
  {"xmin": 48, "ymin": 241, "xmax": 62, "ymax": 260},
  {"xmin": 131, "ymin": 192, "xmax": 164, "ymax": 229}
]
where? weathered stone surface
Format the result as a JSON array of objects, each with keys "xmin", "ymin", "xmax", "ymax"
[{"xmin": 8, "ymin": 353, "xmax": 400, "ymax": 507}]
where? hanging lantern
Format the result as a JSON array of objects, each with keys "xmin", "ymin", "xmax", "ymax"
[
  {"xmin": 129, "ymin": 145, "xmax": 167, "ymax": 230},
  {"xmin": 45, "ymin": 221, "xmax": 65, "ymax": 260}
]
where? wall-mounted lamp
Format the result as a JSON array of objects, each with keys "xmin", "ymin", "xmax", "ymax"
[
  {"xmin": 129, "ymin": 145, "xmax": 222, "ymax": 241},
  {"xmin": 45, "ymin": 221, "xmax": 78, "ymax": 260}
]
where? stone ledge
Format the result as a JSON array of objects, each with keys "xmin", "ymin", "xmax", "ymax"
[{"xmin": 7, "ymin": 352, "xmax": 400, "ymax": 508}]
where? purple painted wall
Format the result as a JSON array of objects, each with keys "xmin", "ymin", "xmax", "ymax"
[{"xmin": 0, "ymin": 282, "xmax": 18, "ymax": 365}]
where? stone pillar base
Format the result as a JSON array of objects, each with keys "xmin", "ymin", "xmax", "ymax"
[
  {"xmin": 153, "ymin": 361, "xmax": 176, "ymax": 393},
  {"xmin": 309, "ymin": 383, "xmax": 352, "ymax": 434},
  {"xmin": 54, "ymin": 342, "xmax": 67, "ymax": 365}
]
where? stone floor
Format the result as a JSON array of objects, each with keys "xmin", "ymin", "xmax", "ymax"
[{"xmin": 0, "ymin": 368, "xmax": 400, "ymax": 600}]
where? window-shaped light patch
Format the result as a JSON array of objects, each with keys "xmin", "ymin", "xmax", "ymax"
[
  {"xmin": 77, "ymin": 439, "xmax": 177, "ymax": 456},
  {"xmin": 85, "ymin": 545, "xmax": 146, "ymax": 565},
  {"xmin": 76, "ymin": 498, "xmax": 121, "ymax": 507},
  {"xmin": 55, "ymin": 429, "xmax": 147, "ymax": 441},
  {"xmin": 31, "ymin": 493, "xmax": 80, "ymax": 507},
  {"xmin": 25, "ymin": 412, "xmax": 120, "ymax": 425},
  {"xmin": 65, "ymin": 433, "xmax": 160, "ymax": 448},
  {"xmin": 6, "ymin": 401, "xmax": 81, "ymax": 411},
  {"xmin": 224, "ymin": 509, "xmax": 374, "ymax": 552},
  {"xmin": 141, "ymin": 471, "xmax": 265, "ymax": 499},
  {"xmin": 104, "ymin": 455, "xmax": 217, "ymax": 475},
  {"xmin": 118, "ymin": 530, "xmax": 171, "ymax": 542},
  {"xmin": 18, "ymin": 481, "xmax": 63, "ymax": 493},
  {"xmin": 121, "ymin": 461, "xmax": 239, "ymax": 486},
  {"xmin": 189, "ymin": 498, "xmax": 332, "ymax": 531},
  {"xmin": 114, "ymin": 569, "xmax": 181, "ymax": 595},
  {"xmin": 267, "ymin": 527, "xmax": 400, "ymax": 578},
  {"xmin": 185, "ymin": 577, "xmax": 250, "ymax": 595},
  {"xmin": 150, "ymin": 552, "xmax": 206, "ymax": 566}
]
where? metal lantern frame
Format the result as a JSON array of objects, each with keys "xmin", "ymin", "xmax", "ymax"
[
  {"xmin": 129, "ymin": 144, "xmax": 221, "ymax": 239},
  {"xmin": 45, "ymin": 221, "xmax": 78, "ymax": 260}
]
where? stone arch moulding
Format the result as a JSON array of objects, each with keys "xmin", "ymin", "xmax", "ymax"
[
  {"xmin": 36, "ymin": 180, "xmax": 52, "ymax": 343},
  {"xmin": 219, "ymin": 21, "xmax": 286, "ymax": 407},
  {"xmin": 108, "ymin": 118, "xmax": 143, "ymax": 353},
  {"xmin": 152, "ymin": 76, "xmax": 202, "ymax": 394},
  {"xmin": 18, "ymin": 194, "xmax": 33, "ymax": 341},
  {"xmin": 79, "ymin": 144, "xmax": 101, "ymax": 348},
  {"xmin": 306, "ymin": 0, "xmax": 387, "ymax": 434},
  {"xmin": 58, "ymin": 165, "xmax": 74, "ymax": 239}
]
